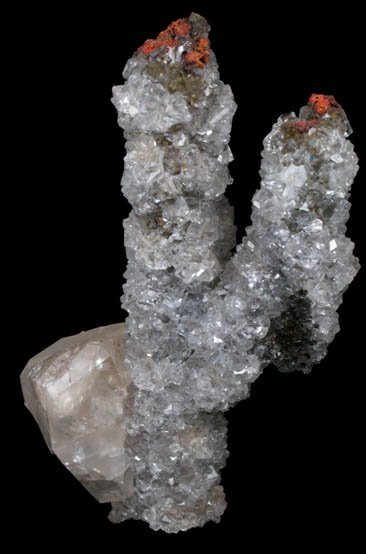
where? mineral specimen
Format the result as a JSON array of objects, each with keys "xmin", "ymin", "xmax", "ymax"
[{"xmin": 20, "ymin": 13, "xmax": 360, "ymax": 533}]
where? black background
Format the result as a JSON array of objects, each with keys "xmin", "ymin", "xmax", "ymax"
[{"xmin": 13, "ymin": 2, "xmax": 364, "ymax": 549}]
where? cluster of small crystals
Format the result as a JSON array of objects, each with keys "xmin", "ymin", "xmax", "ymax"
[
  {"xmin": 198, "ymin": 93, "xmax": 360, "ymax": 385},
  {"xmin": 109, "ymin": 13, "xmax": 359, "ymax": 532},
  {"xmin": 110, "ymin": 13, "xmax": 235, "ymax": 531}
]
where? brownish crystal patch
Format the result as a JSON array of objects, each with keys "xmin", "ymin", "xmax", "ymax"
[{"xmin": 295, "ymin": 119, "xmax": 319, "ymax": 131}]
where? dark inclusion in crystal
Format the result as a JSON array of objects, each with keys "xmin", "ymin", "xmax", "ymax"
[{"xmin": 264, "ymin": 290, "xmax": 314, "ymax": 372}]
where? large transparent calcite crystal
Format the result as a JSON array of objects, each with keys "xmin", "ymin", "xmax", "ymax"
[
  {"xmin": 21, "ymin": 324, "xmax": 133, "ymax": 503},
  {"xmin": 21, "ymin": 13, "xmax": 359, "ymax": 533}
]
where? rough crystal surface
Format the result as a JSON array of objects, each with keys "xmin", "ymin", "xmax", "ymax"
[
  {"xmin": 109, "ymin": 14, "xmax": 359, "ymax": 531},
  {"xmin": 21, "ymin": 13, "xmax": 359, "ymax": 534}
]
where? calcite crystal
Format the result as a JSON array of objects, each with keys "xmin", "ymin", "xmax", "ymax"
[
  {"xmin": 21, "ymin": 324, "xmax": 132, "ymax": 503},
  {"xmin": 21, "ymin": 13, "xmax": 359, "ymax": 533}
]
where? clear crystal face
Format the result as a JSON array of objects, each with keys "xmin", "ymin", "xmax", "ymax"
[{"xmin": 20, "ymin": 323, "xmax": 133, "ymax": 503}]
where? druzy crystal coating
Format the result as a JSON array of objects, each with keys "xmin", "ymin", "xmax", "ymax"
[{"xmin": 21, "ymin": 13, "xmax": 359, "ymax": 533}]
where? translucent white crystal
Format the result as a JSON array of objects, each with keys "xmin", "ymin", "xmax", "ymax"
[{"xmin": 20, "ymin": 323, "xmax": 133, "ymax": 502}]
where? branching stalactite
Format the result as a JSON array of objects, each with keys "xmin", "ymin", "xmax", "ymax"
[
  {"xmin": 21, "ymin": 13, "xmax": 359, "ymax": 534},
  {"xmin": 108, "ymin": 14, "xmax": 359, "ymax": 530}
]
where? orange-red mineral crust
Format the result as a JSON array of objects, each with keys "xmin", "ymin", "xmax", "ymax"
[
  {"xmin": 291, "ymin": 94, "xmax": 343, "ymax": 131},
  {"xmin": 295, "ymin": 119, "xmax": 319, "ymax": 131},
  {"xmin": 185, "ymin": 37, "xmax": 210, "ymax": 68},
  {"xmin": 138, "ymin": 17, "xmax": 210, "ymax": 68},
  {"xmin": 309, "ymin": 93, "xmax": 341, "ymax": 115}
]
